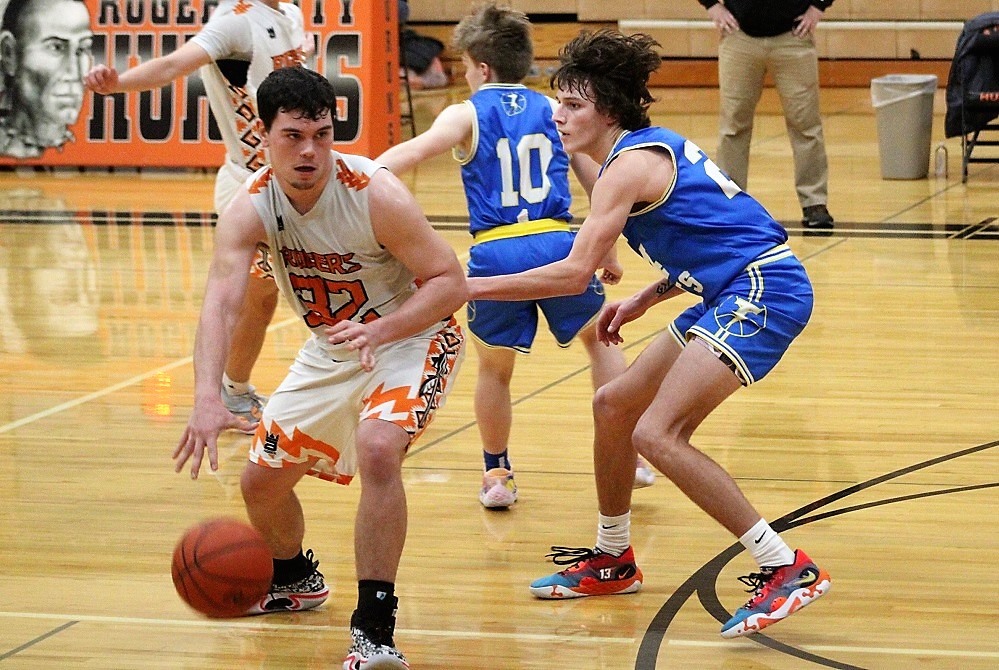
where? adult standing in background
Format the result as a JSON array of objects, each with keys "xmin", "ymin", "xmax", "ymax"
[{"xmin": 699, "ymin": 0, "xmax": 835, "ymax": 230}]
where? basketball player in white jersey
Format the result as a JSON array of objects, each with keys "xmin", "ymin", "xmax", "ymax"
[
  {"xmin": 85, "ymin": 0, "xmax": 311, "ymax": 430},
  {"xmin": 174, "ymin": 67, "xmax": 466, "ymax": 670}
]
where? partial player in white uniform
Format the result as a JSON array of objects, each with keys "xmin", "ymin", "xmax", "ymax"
[
  {"xmin": 84, "ymin": 0, "xmax": 310, "ymax": 429},
  {"xmin": 175, "ymin": 68, "xmax": 466, "ymax": 670}
]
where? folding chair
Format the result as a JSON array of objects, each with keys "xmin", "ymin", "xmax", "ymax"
[{"xmin": 945, "ymin": 12, "xmax": 999, "ymax": 182}]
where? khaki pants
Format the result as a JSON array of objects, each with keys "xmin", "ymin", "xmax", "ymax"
[{"xmin": 716, "ymin": 30, "xmax": 829, "ymax": 209}]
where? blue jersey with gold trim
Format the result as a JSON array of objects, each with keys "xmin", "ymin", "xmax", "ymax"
[
  {"xmin": 603, "ymin": 127, "xmax": 789, "ymax": 303},
  {"xmin": 458, "ymin": 84, "xmax": 572, "ymax": 236}
]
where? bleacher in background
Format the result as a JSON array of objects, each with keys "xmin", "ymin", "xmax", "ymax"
[{"xmin": 406, "ymin": 0, "xmax": 999, "ymax": 87}]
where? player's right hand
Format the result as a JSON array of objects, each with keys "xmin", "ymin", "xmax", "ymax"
[
  {"xmin": 173, "ymin": 402, "xmax": 256, "ymax": 479},
  {"xmin": 84, "ymin": 65, "xmax": 120, "ymax": 95}
]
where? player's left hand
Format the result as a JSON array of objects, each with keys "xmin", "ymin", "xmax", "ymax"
[
  {"xmin": 326, "ymin": 321, "xmax": 381, "ymax": 372},
  {"xmin": 596, "ymin": 295, "xmax": 648, "ymax": 346}
]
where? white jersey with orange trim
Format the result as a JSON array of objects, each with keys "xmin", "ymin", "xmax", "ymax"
[
  {"xmin": 246, "ymin": 151, "xmax": 424, "ymax": 360},
  {"xmin": 191, "ymin": 0, "xmax": 306, "ymax": 179},
  {"xmin": 244, "ymin": 151, "xmax": 466, "ymax": 484}
]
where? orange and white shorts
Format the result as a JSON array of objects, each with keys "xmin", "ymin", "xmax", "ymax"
[{"xmin": 248, "ymin": 318, "xmax": 465, "ymax": 484}]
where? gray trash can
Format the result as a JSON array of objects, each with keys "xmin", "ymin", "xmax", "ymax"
[{"xmin": 870, "ymin": 74, "xmax": 938, "ymax": 179}]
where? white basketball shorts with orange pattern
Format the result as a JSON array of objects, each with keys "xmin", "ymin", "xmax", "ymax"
[{"xmin": 248, "ymin": 318, "xmax": 464, "ymax": 484}]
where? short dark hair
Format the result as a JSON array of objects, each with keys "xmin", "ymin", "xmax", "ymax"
[
  {"xmin": 551, "ymin": 30, "xmax": 661, "ymax": 131},
  {"xmin": 452, "ymin": 2, "xmax": 533, "ymax": 84},
  {"xmin": 256, "ymin": 67, "xmax": 337, "ymax": 131}
]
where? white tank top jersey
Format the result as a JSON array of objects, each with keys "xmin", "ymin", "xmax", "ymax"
[
  {"xmin": 246, "ymin": 152, "xmax": 421, "ymax": 358},
  {"xmin": 191, "ymin": 0, "xmax": 306, "ymax": 176}
]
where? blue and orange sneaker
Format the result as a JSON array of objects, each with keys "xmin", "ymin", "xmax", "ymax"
[
  {"xmin": 529, "ymin": 546, "xmax": 643, "ymax": 599},
  {"xmin": 720, "ymin": 549, "xmax": 831, "ymax": 638}
]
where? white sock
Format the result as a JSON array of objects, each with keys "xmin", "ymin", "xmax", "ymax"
[
  {"xmin": 740, "ymin": 518, "xmax": 795, "ymax": 569},
  {"xmin": 596, "ymin": 512, "xmax": 630, "ymax": 557},
  {"xmin": 222, "ymin": 372, "xmax": 251, "ymax": 396}
]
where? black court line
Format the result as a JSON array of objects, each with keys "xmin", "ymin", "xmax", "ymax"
[
  {"xmin": 635, "ymin": 440, "xmax": 998, "ymax": 670},
  {"xmin": 0, "ymin": 620, "xmax": 78, "ymax": 661},
  {"xmin": 2, "ymin": 211, "xmax": 999, "ymax": 239}
]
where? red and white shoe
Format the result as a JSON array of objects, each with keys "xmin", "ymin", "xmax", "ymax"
[{"xmin": 720, "ymin": 549, "xmax": 831, "ymax": 638}]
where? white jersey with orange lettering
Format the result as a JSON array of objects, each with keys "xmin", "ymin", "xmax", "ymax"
[
  {"xmin": 191, "ymin": 0, "xmax": 306, "ymax": 212},
  {"xmin": 244, "ymin": 151, "xmax": 466, "ymax": 484},
  {"xmin": 246, "ymin": 151, "xmax": 428, "ymax": 359}
]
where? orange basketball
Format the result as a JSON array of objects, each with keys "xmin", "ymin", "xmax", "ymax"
[{"xmin": 171, "ymin": 517, "xmax": 273, "ymax": 618}]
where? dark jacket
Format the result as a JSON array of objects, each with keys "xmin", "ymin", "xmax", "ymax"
[
  {"xmin": 697, "ymin": 0, "xmax": 834, "ymax": 38},
  {"xmin": 944, "ymin": 11, "xmax": 999, "ymax": 138}
]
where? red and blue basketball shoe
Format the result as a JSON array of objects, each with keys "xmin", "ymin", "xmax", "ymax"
[
  {"xmin": 529, "ymin": 546, "xmax": 643, "ymax": 599},
  {"xmin": 720, "ymin": 549, "xmax": 831, "ymax": 638}
]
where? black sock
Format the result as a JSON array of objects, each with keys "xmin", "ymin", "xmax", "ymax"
[
  {"xmin": 356, "ymin": 580, "xmax": 397, "ymax": 623},
  {"xmin": 272, "ymin": 550, "xmax": 312, "ymax": 586}
]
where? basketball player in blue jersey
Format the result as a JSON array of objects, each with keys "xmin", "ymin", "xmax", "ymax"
[
  {"xmin": 377, "ymin": 3, "xmax": 656, "ymax": 509},
  {"xmin": 468, "ymin": 29, "xmax": 831, "ymax": 638}
]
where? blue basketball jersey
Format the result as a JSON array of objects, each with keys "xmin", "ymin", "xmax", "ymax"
[
  {"xmin": 458, "ymin": 84, "xmax": 572, "ymax": 236},
  {"xmin": 602, "ymin": 127, "xmax": 789, "ymax": 304}
]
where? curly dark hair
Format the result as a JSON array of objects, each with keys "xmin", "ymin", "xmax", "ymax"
[
  {"xmin": 257, "ymin": 67, "xmax": 337, "ymax": 131},
  {"xmin": 551, "ymin": 30, "xmax": 662, "ymax": 131}
]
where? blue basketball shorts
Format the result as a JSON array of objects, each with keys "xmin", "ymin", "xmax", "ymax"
[
  {"xmin": 668, "ymin": 246, "xmax": 813, "ymax": 385},
  {"xmin": 466, "ymin": 230, "xmax": 605, "ymax": 351}
]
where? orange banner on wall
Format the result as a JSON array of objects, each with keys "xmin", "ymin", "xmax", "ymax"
[{"xmin": 0, "ymin": 0, "xmax": 400, "ymax": 167}]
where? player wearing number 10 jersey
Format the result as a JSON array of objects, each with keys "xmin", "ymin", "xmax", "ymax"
[{"xmin": 377, "ymin": 3, "xmax": 658, "ymax": 511}]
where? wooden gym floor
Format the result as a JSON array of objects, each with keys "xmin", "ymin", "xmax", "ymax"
[{"xmin": 0, "ymin": 86, "xmax": 996, "ymax": 669}]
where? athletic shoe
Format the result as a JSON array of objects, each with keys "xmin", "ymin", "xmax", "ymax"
[
  {"xmin": 529, "ymin": 545, "xmax": 643, "ymax": 599},
  {"xmin": 479, "ymin": 467, "xmax": 517, "ymax": 509},
  {"xmin": 633, "ymin": 459, "xmax": 656, "ymax": 489},
  {"xmin": 343, "ymin": 609, "xmax": 409, "ymax": 670},
  {"xmin": 221, "ymin": 384, "xmax": 267, "ymax": 434},
  {"xmin": 801, "ymin": 204, "xmax": 835, "ymax": 230},
  {"xmin": 245, "ymin": 549, "xmax": 329, "ymax": 615},
  {"xmin": 720, "ymin": 549, "xmax": 831, "ymax": 638}
]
